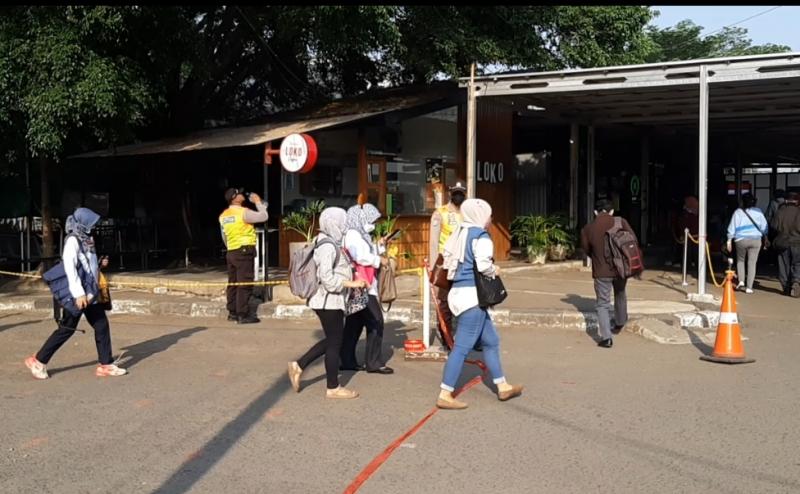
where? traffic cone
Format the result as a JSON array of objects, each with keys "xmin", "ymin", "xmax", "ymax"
[{"xmin": 700, "ymin": 267, "xmax": 755, "ymax": 364}]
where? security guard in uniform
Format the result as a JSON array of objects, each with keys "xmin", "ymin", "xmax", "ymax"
[
  {"xmin": 220, "ymin": 187, "xmax": 268, "ymax": 324},
  {"xmin": 428, "ymin": 181, "xmax": 471, "ymax": 348}
]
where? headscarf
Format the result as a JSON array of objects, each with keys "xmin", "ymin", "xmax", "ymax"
[
  {"xmin": 442, "ymin": 198, "xmax": 493, "ymax": 275},
  {"xmin": 318, "ymin": 207, "xmax": 348, "ymax": 243},
  {"xmin": 65, "ymin": 207, "xmax": 101, "ymax": 253},
  {"xmin": 346, "ymin": 203, "xmax": 381, "ymax": 244}
]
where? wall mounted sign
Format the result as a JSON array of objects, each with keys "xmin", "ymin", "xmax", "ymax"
[
  {"xmin": 477, "ymin": 161, "xmax": 504, "ymax": 184},
  {"xmin": 279, "ymin": 133, "xmax": 318, "ymax": 174}
]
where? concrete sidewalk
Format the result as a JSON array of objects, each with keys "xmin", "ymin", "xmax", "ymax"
[{"xmin": 1, "ymin": 259, "xmax": 759, "ymax": 346}]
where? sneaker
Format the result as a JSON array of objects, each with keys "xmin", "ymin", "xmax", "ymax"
[
  {"xmin": 227, "ymin": 312, "xmax": 238, "ymax": 322},
  {"xmin": 745, "ymin": 288, "xmax": 754, "ymax": 294},
  {"xmin": 736, "ymin": 281, "xmax": 745, "ymax": 291},
  {"xmin": 96, "ymin": 364, "xmax": 127, "ymax": 377},
  {"xmin": 24, "ymin": 356, "xmax": 49, "ymax": 380},
  {"xmin": 237, "ymin": 315, "xmax": 260, "ymax": 324},
  {"xmin": 325, "ymin": 387, "xmax": 359, "ymax": 399},
  {"xmin": 287, "ymin": 361, "xmax": 302, "ymax": 393}
]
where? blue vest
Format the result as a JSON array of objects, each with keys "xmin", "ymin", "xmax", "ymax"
[
  {"xmin": 42, "ymin": 235, "xmax": 99, "ymax": 317},
  {"xmin": 452, "ymin": 227, "xmax": 489, "ymax": 287}
]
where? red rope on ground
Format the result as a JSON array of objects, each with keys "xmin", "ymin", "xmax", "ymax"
[{"xmin": 342, "ymin": 267, "xmax": 486, "ymax": 494}]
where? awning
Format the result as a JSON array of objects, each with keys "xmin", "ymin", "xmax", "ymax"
[
  {"xmin": 69, "ymin": 112, "xmax": 385, "ymax": 159},
  {"xmin": 69, "ymin": 84, "xmax": 461, "ymax": 159}
]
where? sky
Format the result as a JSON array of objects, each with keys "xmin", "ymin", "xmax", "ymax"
[{"xmin": 651, "ymin": 6, "xmax": 799, "ymax": 50}]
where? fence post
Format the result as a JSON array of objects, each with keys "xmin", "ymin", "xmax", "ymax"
[
  {"xmin": 682, "ymin": 228, "xmax": 690, "ymax": 287},
  {"xmin": 422, "ymin": 266, "xmax": 431, "ymax": 349}
]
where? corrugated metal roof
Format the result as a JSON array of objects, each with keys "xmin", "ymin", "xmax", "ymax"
[{"xmin": 69, "ymin": 84, "xmax": 462, "ymax": 159}]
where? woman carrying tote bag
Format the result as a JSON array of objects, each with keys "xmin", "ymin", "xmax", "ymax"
[{"xmin": 435, "ymin": 198, "xmax": 522, "ymax": 410}]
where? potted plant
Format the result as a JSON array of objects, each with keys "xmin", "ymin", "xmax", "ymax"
[
  {"xmin": 546, "ymin": 214, "xmax": 576, "ymax": 262},
  {"xmin": 510, "ymin": 214, "xmax": 551, "ymax": 264},
  {"xmin": 282, "ymin": 199, "xmax": 326, "ymax": 259}
]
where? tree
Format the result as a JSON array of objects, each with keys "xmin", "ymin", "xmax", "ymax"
[{"xmin": 644, "ymin": 19, "xmax": 791, "ymax": 63}]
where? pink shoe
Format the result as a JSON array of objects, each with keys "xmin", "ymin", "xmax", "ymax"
[
  {"xmin": 24, "ymin": 356, "xmax": 49, "ymax": 380},
  {"xmin": 95, "ymin": 364, "xmax": 127, "ymax": 377}
]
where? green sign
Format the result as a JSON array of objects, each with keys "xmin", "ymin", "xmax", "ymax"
[{"xmin": 630, "ymin": 175, "xmax": 641, "ymax": 198}]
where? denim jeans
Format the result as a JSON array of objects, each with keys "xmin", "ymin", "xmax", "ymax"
[{"xmin": 440, "ymin": 306, "xmax": 505, "ymax": 392}]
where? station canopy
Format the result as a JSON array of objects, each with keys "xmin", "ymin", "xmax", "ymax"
[{"xmin": 462, "ymin": 52, "xmax": 800, "ymax": 136}]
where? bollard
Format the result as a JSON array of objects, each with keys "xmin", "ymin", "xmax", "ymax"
[
  {"xmin": 422, "ymin": 265, "xmax": 431, "ymax": 349},
  {"xmin": 681, "ymin": 228, "xmax": 690, "ymax": 286}
]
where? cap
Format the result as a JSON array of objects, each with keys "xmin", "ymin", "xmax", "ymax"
[{"xmin": 449, "ymin": 181, "xmax": 467, "ymax": 192}]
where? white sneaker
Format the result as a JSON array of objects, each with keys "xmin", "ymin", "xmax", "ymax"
[
  {"xmin": 24, "ymin": 356, "xmax": 49, "ymax": 380},
  {"xmin": 736, "ymin": 282, "xmax": 745, "ymax": 291},
  {"xmin": 95, "ymin": 364, "xmax": 127, "ymax": 377},
  {"xmin": 745, "ymin": 288, "xmax": 754, "ymax": 294}
]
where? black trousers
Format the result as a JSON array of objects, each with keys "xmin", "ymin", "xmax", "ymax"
[
  {"xmin": 226, "ymin": 245, "xmax": 256, "ymax": 317},
  {"xmin": 777, "ymin": 246, "xmax": 800, "ymax": 292},
  {"xmin": 297, "ymin": 309, "xmax": 345, "ymax": 389},
  {"xmin": 341, "ymin": 295, "xmax": 385, "ymax": 371},
  {"xmin": 36, "ymin": 304, "xmax": 113, "ymax": 365}
]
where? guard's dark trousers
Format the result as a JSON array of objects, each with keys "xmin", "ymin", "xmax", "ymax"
[{"xmin": 226, "ymin": 245, "xmax": 256, "ymax": 317}]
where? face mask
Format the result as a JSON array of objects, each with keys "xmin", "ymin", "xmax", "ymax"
[
  {"xmin": 451, "ymin": 193, "xmax": 466, "ymax": 206},
  {"xmin": 364, "ymin": 224, "xmax": 376, "ymax": 233}
]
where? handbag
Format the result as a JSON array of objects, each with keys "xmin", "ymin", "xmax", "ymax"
[
  {"xmin": 378, "ymin": 257, "xmax": 397, "ymax": 311},
  {"xmin": 471, "ymin": 232, "xmax": 507, "ymax": 308},
  {"xmin": 429, "ymin": 253, "xmax": 452, "ymax": 289},
  {"xmin": 345, "ymin": 287, "xmax": 369, "ymax": 315},
  {"xmin": 742, "ymin": 209, "xmax": 770, "ymax": 250}
]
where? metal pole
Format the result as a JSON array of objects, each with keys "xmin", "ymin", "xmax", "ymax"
[
  {"xmin": 682, "ymin": 228, "xmax": 689, "ymax": 287},
  {"xmin": 466, "ymin": 62, "xmax": 477, "ymax": 198},
  {"xmin": 422, "ymin": 268, "xmax": 431, "ymax": 349},
  {"xmin": 697, "ymin": 65, "xmax": 709, "ymax": 295},
  {"xmin": 569, "ymin": 123, "xmax": 579, "ymax": 229}
]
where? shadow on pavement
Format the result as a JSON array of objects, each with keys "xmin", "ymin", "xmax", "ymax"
[
  {"xmin": 152, "ymin": 375, "xmax": 291, "ymax": 494},
  {"xmin": 0, "ymin": 317, "xmax": 44, "ymax": 333},
  {"xmin": 686, "ymin": 328, "xmax": 713, "ymax": 356},
  {"xmin": 561, "ymin": 294, "xmax": 601, "ymax": 343},
  {"xmin": 49, "ymin": 326, "xmax": 207, "ymax": 376}
]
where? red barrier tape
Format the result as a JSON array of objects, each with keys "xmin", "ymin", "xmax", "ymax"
[{"xmin": 343, "ymin": 266, "xmax": 486, "ymax": 493}]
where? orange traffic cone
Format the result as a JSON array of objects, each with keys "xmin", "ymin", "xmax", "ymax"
[{"xmin": 700, "ymin": 266, "xmax": 755, "ymax": 364}]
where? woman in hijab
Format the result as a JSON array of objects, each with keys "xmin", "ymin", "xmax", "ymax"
[
  {"xmin": 436, "ymin": 198, "xmax": 523, "ymax": 409},
  {"xmin": 287, "ymin": 207, "xmax": 368, "ymax": 399},
  {"xmin": 339, "ymin": 203, "xmax": 394, "ymax": 374},
  {"xmin": 25, "ymin": 207, "xmax": 127, "ymax": 379}
]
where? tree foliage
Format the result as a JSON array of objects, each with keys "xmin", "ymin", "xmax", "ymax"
[
  {"xmin": 0, "ymin": 5, "xmax": 659, "ymax": 162},
  {"xmin": 644, "ymin": 19, "xmax": 792, "ymax": 63}
]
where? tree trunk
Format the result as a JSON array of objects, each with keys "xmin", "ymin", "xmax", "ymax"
[{"xmin": 39, "ymin": 156, "xmax": 55, "ymax": 270}]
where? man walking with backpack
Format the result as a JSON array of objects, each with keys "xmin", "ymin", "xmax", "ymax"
[{"xmin": 581, "ymin": 199, "xmax": 642, "ymax": 348}]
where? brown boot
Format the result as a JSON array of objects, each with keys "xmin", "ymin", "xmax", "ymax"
[{"xmin": 498, "ymin": 384, "xmax": 523, "ymax": 402}]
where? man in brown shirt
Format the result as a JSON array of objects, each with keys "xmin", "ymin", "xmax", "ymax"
[{"xmin": 581, "ymin": 199, "xmax": 636, "ymax": 348}]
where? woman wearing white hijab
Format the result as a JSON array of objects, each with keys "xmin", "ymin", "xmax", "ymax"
[
  {"xmin": 436, "ymin": 198, "xmax": 523, "ymax": 409},
  {"xmin": 287, "ymin": 207, "xmax": 368, "ymax": 399}
]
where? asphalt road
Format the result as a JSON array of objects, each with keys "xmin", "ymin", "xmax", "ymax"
[{"xmin": 1, "ymin": 310, "xmax": 799, "ymax": 494}]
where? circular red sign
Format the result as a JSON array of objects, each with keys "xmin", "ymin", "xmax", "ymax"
[{"xmin": 279, "ymin": 133, "xmax": 318, "ymax": 174}]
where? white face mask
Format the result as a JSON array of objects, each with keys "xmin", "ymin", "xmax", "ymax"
[{"xmin": 364, "ymin": 223, "xmax": 376, "ymax": 233}]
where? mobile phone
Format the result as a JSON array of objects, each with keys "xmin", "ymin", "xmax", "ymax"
[{"xmin": 386, "ymin": 229, "xmax": 401, "ymax": 242}]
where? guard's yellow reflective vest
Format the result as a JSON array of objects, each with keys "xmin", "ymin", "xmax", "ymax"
[
  {"xmin": 219, "ymin": 206, "xmax": 256, "ymax": 250},
  {"xmin": 437, "ymin": 205, "xmax": 463, "ymax": 254}
]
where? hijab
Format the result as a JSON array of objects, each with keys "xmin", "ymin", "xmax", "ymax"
[
  {"xmin": 442, "ymin": 198, "xmax": 493, "ymax": 274},
  {"xmin": 346, "ymin": 203, "xmax": 381, "ymax": 245},
  {"xmin": 65, "ymin": 207, "xmax": 101, "ymax": 253},
  {"xmin": 318, "ymin": 207, "xmax": 348, "ymax": 243}
]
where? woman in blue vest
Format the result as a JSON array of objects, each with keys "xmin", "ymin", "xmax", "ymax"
[
  {"xmin": 436, "ymin": 198, "xmax": 523, "ymax": 409},
  {"xmin": 24, "ymin": 207, "xmax": 127, "ymax": 379}
]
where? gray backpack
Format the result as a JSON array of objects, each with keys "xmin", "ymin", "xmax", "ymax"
[{"xmin": 288, "ymin": 236, "xmax": 340, "ymax": 299}]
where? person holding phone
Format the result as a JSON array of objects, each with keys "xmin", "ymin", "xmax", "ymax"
[
  {"xmin": 219, "ymin": 187, "xmax": 268, "ymax": 324},
  {"xmin": 339, "ymin": 203, "xmax": 394, "ymax": 374}
]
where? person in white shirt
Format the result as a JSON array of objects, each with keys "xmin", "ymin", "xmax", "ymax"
[
  {"xmin": 339, "ymin": 204, "xmax": 394, "ymax": 374},
  {"xmin": 435, "ymin": 198, "xmax": 522, "ymax": 410},
  {"xmin": 24, "ymin": 207, "xmax": 127, "ymax": 380}
]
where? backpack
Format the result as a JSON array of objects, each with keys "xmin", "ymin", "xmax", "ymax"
[
  {"xmin": 42, "ymin": 234, "xmax": 99, "ymax": 317},
  {"xmin": 288, "ymin": 236, "xmax": 340, "ymax": 300},
  {"xmin": 604, "ymin": 217, "xmax": 644, "ymax": 279}
]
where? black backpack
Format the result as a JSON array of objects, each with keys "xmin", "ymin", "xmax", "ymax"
[{"xmin": 604, "ymin": 217, "xmax": 644, "ymax": 279}]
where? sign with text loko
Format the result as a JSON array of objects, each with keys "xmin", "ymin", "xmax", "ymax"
[
  {"xmin": 279, "ymin": 133, "xmax": 318, "ymax": 174},
  {"xmin": 477, "ymin": 161, "xmax": 504, "ymax": 184}
]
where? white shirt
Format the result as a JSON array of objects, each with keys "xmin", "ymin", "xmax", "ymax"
[
  {"xmin": 447, "ymin": 235, "xmax": 497, "ymax": 316},
  {"xmin": 62, "ymin": 236, "xmax": 99, "ymax": 300},
  {"xmin": 343, "ymin": 229, "xmax": 385, "ymax": 297}
]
